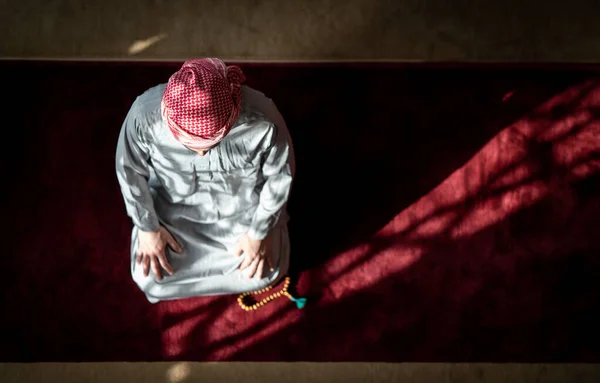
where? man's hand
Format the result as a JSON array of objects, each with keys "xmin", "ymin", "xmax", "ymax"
[
  {"xmin": 137, "ymin": 226, "xmax": 182, "ymax": 280},
  {"xmin": 234, "ymin": 233, "xmax": 272, "ymax": 279}
]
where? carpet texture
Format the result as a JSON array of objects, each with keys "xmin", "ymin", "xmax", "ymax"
[{"xmin": 1, "ymin": 62, "xmax": 600, "ymax": 362}]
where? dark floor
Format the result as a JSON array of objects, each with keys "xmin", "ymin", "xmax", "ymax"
[{"xmin": 2, "ymin": 1, "xmax": 600, "ymax": 61}]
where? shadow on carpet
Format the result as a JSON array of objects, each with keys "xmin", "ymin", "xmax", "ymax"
[{"xmin": 0, "ymin": 62, "xmax": 599, "ymax": 362}]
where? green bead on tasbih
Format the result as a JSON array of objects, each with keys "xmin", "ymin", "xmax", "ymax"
[{"xmin": 238, "ymin": 276, "xmax": 307, "ymax": 311}]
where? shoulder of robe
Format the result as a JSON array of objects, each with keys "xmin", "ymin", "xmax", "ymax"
[
  {"xmin": 234, "ymin": 110, "xmax": 276, "ymax": 152},
  {"xmin": 129, "ymin": 84, "xmax": 166, "ymax": 141},
  {"xmin": 239, "ymin": 86, "xmax": 278, "ymax": 136}
]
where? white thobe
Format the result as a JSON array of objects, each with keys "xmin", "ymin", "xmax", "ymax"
[{"xmin": 115, "ymin": 85, "xmax": 294, "ymax": 303}]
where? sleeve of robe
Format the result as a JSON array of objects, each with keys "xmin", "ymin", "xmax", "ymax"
[
  {"xmin": 115, "ymin": 100, "xmax": 161, "ymax": 233},
  {"xmin": 247, "ymin": 123, "xmax": 295, "ymax": 241}
]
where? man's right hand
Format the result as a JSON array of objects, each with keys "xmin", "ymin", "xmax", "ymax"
[{"xmin": 136, "ymin": 226, "xmax": 182, "ymax": 280}]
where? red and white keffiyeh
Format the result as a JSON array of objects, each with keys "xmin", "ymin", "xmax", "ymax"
[{"xmin": 161, "ymin": 58, "xmax": 246, "ymax": 150}]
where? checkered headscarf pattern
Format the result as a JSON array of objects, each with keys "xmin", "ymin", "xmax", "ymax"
[{"xmin": 161, "ymin": 58, "xmax": 246, "ymax": 150}]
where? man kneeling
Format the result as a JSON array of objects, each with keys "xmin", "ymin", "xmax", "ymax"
[{"xmin": 115, "ymin": 58, "xmax": 294, "ymax": 303}]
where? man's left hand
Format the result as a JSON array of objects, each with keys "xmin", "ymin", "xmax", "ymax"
[{"xmin": 234, "ymin": 233, "xmax": 272, "ymax": 279}]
